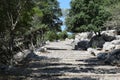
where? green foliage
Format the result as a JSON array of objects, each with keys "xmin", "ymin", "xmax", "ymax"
[
  {"xmin": 31, "ymin": 0, "xmax": 63, "ymax": 45},
  {"xmin": 103, "ymin": 0, "xmax": 120, "ymax": 30},
  {"xmin": 58, "ymin": 30, "xmax": 68, "ymax": 40},
  {"xmin": 103, "ymin": 0, "xmax": 120, "ymax": 7},
  {"xmin": 33, "ymin": 0, "xmax": 62, "ymax": 32},
  {"xmin": 0, "ymin": 0, "xmax": 34, "ymax": 64},
  {"xmin": 0, "ymin": 0, "xmax": 62, "ymax": 65},
  {"xmin": 68, "ymin": 34, "xmax": 75, "ymax": 39},
  {"xmin": 33, "ymin": 7, "xmax": 43, "ymax": 17},
  {"xmin": 65, "ymin": 0, "xmax": 111, "ymax": 33},
  {"xmin": 45, "ymin": 31, "xmax": 58, "ymax": 41},
  {"xmin": 0, "ymin": 0, "xmax": 34, "ymax": 33}
]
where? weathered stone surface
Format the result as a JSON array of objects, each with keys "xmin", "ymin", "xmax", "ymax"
[
  {"xmin": 88, "ymin": 34, "xmax": 116, "ymax": 48},
  {"xmin": 111, "ymin": 40, "xmax": 120, "ymax": 45},
  {"xmin": 72, "ymin": 40, "xmax": 89, "ymax": 50},
  {"xmin": 103, "ymin": 42, "xmax": 115, "ymax": 51},
  {"xmin": 105, "ymin": 49, "xmax": 120, "ymax": 66},
  {"xmin": 77, "ymin": 40, "xmax": 89, "ymax": 50},
  {"xmin": 115, "ymin": 35, "xmax": 120, "ymax": 40},
  {"xmin": 103, "ymin": 40, "xmax": 120, "ymax": 51},
  {"xmin": 75, "ymin": 32, "xmax": 94, "ymax": 41},
  {"xmin": 88, "ymin": 35, "xmax": 106, "ymax": 48},
  {"xmin": 115, "ymin": 45, "xmax": 120, "ymax": 49},
  {"xmin": 1, "ymin": 40, "xmax": 120, "ymax": 80},
  {"xmin": 102, "ymin": 34, "xmax": 116, "ymax": 41},
  {"xmin": 87, "ymin": 48, "xmax": 102, "ymax": 56},
  {"xmin": 101, "ymin": 30, "xmax": 117, "ymax": 36},
  {"xmin": 71, "ymin": 40, "xmax": 79, "ymax": 50},
  {"xmin": 14, "ymin": 50, "xmax": 30, "ymax": 62},
  {"xmin": 74, "ymin": 31, "xmax": 116, "ymax": 50},
  {"xmin": 97, "ymin": 52, "xmax": 108, "ymax": 60},
  {"xmin": 96, "ymin": 49, "xmax": 120, "ymax": 66},
  {"xmin": 38, "ymin": 47, "xmax": 47, "ymax": 52}
]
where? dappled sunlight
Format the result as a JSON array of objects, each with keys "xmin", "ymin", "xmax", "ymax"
[{"xmin": 0, "ymin": 0, "xmax": 120, "ymax": 80}]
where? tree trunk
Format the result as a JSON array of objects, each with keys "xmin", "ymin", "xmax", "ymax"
[
  {"xmin": 9, "ymin": 31, "xmax": 14, "ymax": 52},
  {"xmin": 98, "ymin": 31, "xmax": 101, "ymax": 36},
  {"xmin": 30, "ymin": 33, "xmax": 35, "ymax": 52},
  {"xmin": 9, "ymin": 30, "xmax": 14, "ymax": 66}
]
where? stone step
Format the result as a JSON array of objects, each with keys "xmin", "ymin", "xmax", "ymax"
[
  {"xmin": 59, "ymin": 73, "xmax": 120, "ymax": 80},
  {"xmin": 29, "ymin": 65, "xmax": 119, "ymax": 72},
  {"xmin": 29, "ymin": 61, "xmax": 103, "ymax": 67},
  {"xmin": 63, "ymin": 72, "xmax": 120, "ymax": 76},
  {"xmin": 29, "ymin": 73, "xmax": 62, "ymax": 78},
  {"xmin": 28, "ymin": 72, "xmax": 120, "ymax": 80},
  {"xmin": 29, "ymin": 60, "xmax": 117, "ymax": 68}
]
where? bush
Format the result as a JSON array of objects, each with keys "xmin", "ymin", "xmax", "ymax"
[
  {"xmin": 45, "ymin": 31, "xmax": 58, "ymax": 41},
  {"xmin": 58, "ymin": 31, "xmax": 68, "ymax": 40},
  {"xmin": 68, "ymin": 34, "xmax": 75, "ymax": 39}
]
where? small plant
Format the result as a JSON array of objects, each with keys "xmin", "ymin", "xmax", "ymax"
[{"xmin": 58, "ymin": 30, "xmax": 68, "ymax": 40}]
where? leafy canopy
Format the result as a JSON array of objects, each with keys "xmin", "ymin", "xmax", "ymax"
[{"xmin": 65, "ymin": 0, "xmax": 111, "ymax": 33}]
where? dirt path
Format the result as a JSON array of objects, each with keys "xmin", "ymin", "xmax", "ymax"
[{"xmin": 1, "ymin": 40, "xmax": 120, "ymax": 80}]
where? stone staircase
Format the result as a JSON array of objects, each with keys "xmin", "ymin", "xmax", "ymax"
[
  {"xmin": 25, "ymin": 48, "xmax": 120, "ymax": 80},
  {"xmin": 1, "ymin": 41, "xmax": 120, "ymax": 80}
]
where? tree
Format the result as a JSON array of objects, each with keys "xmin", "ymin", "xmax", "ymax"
[
  {"xmin": 31, "ymin": 0, "xmax": 63, "ymax": 44},
  {"xmin": 65, "ymin": 0, "xmax": 111, "ymax": 35},
  {"xmin": 103, "ymin": 0, "xmax": 120, "ymax": 30},
  {"xmin": 33, "ymin": 0, "xmax": 62, "ymax": 32},
  {"xmin": 0, "ymin": 0, "xmax": 34, "ymax": 64},
  {"xmin": 0, "ymin": 0, "xmax": 62, "ymax": 65}
]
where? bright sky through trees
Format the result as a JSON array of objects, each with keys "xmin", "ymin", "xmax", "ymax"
[
  {"xmin": 58, "ymin": 0, "xmax": 71, "ymax": 31},
  {"xmin": 58, "ymin": 0, "xmax": 70, "ymax": 9}
]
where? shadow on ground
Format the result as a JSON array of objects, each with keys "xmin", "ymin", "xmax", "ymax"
[
  {"xmin": 0, "ymin": 52, "xmax": 60, "ymax": 80},
  {"xmin": 76, "ymin": 57, "xmax": 120, "ymax": 74},
  {"xmin": 0, "ymin": 52, "xmax": 120, "ymax": 80},
  {"xmin": 56, "ymin": 77, "xmax": 99, "ymax": 80}
]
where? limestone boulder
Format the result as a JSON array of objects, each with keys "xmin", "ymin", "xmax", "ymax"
[
  {"xmin": 101, "ymin": 30, "xmax": 117, "ymax": 36},
  {"xmin": 87, "ymin": 48, "xmax": 102, "ymax": 56},
  {"xmin": 71, "ymin": 40, "xmax": 79, "ymax": 50},
  {"xmin": 13, "ymin": 50, "xmax": 30, "ymax": 62},
  {"xmin": 75, "ymin": 32, "xmax": 94, "ymax": 41},
  {"xmin": 104, "ymin": 49, "xmax": 120, "ymax": 66},
  {"xmin": 115, "ymin": 45, "xmax": 120, "ymax": 49},
  {"xmin": 111, "ymin": 40, "xmax": 120, "ymax": 45},
  {"xmin": 95, "ymin": 49, "xmax": 120, "ymax": 66},
  {"xmin": 97, "ymin": 52, "xmax": 108, "ymax": 60},
  {"xmin": 102, "ymin": 34, "xmax": 116, "ymax": 41},
  {"xmin": 72, "ymin": 40, "xmax": 89, "ymax": 50},
  {"xmin": 88, "ymin": 35, "xmax": 106, "ymax": 48},
  {"xmin": 88, "ymin": 34, "xmax": 116, "ymax": 48},
  {"xmin": 39, "ymin": 47, "xmax": 47, "ymax": 52},
  {"xmin": 115, "ymin": 35, "xmax": 120, "ymax": 40},
  {"xmin": 77, "ymin": 40, "xmax": 89, "ymax": 50},
  {"xmin": 103, "ymin": 42, "xmax": 115, "ymax": 51},
  {"xmin": 103, "ymin": 40, "xmax": 120, "ymax": 51}
]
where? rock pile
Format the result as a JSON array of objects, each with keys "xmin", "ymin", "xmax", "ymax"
[
  {"xmin": 72, "ymin": 32, "xmax": 94, "ymax": 50},
  {"xmin": 72, "ymin": 30, "xmax": 117, "ymax": 50},
  {"xmin": 73, "ymin": 30, "xmax": 120, "ymax": 66},
  {"xmin": 97, "ymin": 49, "xmax": 120, "ymax": 66},
  {"xmin": 88, "ymin": 34, "xmax": 116, "ymax": 48}
]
